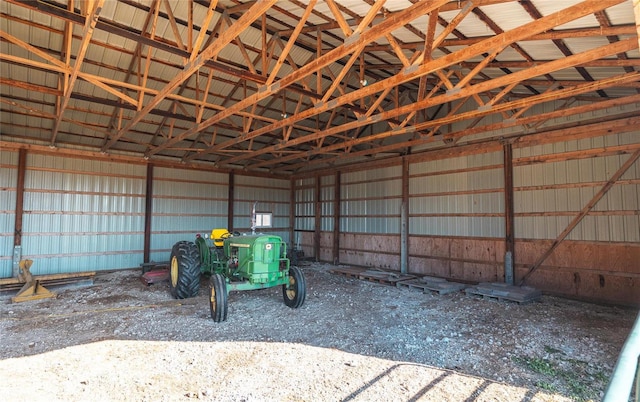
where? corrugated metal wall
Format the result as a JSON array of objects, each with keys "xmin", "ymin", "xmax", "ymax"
[
  {"xmin": 408, "ymin": 151, "xmax": 505, "ymax": 281},
  {"xmin": 339, "ymin": 166, "xmax": 402, "ymax": 269},
  {"xmin": 321, "ymin": 174, "xmax": 335, "ymax": 232},
  {"xmin": 233, "ymin": 175, "xmax": 290, "ymax": 243},
  {"xmin": 19, "ymin": 153, "xmax": 147, "ymax": 275},
  {"xmin": 513, "ymin": 132, "xmax": 640, "ymax": 242},
  {"xmin": 0, "ymin": 150, "xmax": 18, "ymax": 278},
  {"xmin": 410, "ymin": 152, "xmax": 504, "ymax": 237},
  {"xmin": 2, "ymin": 152, "xmax": 295, "ymax": 275},
  {"xmin": 150, "ymin": 167, "xmax": 228, "ymax": 262},
  {"xmin": 342, "ymin": 166, "xmax": 402, "ymax": 233}
]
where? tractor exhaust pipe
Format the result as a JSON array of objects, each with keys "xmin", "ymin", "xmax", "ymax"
[{"xmin": 251, "ymin": 201, "xmax": 258, "ymax": 235}]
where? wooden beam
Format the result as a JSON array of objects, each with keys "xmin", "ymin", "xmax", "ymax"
[
  {"xmin": 187, "ymin": 0, "xmax": 629, "ymax": 164},
  {"xmin": 190, "ymin": 0, "xmax": 218, "ymax": 61},
  {"xmin": 314, "ymin": 174, "xmax": 321, "ymax": 262},
  {"xmin": 148, "ymin": 0, "xmax": 451, "ymax": 158},
  {"xmin": 519, "ymin": 149, "xmax": 640, "ymax": 285},
  {"xmin": 50, "ymin": 0, "xmax": 105, "ymax": 146},
  {"xmin": 143, "ymin": 163, "xmax": 153, "ymax": 263},
  {"xmin": 239, "ymin": 66, "xmax": 640, "ymax": 171},
  {"xmin": 333, "ymin": 171, "xmax": 341, "ymax": 265},
  {"xmin": 265, "ymin": 0, "xmax": 317, "ymax": 87},
  {"xmin": 325, "ymin": 0, "xmax": 351, "ymax": 37},
  {"xmin": 13, "ymin": 148, "xmax": 27, "ymax": 251},
  {"xmin": 503, "ymin": 142, "xmax": 515, "ymax": 285},
  {"xmin": 290, "ymin": 177, "xmax": 295, "ymax": 253},
  {"xmin": 228, "ymin": 171, "xmax": 234, "ymax": 231},
  {"xmin": 102, "ymin": 0, "xmax": 277, "ymax": 151},
  {"xmin": 278, "ymin": 110, "xmax": 640, "ymax": 175},
  {"xmin": 635, "ymin": 0, "xmax": 640, "ymax": 50},
  {"xmin": 401, "ymin": 157, "xmax": 409, "ymax": 274},
  {"xmin": 353, "ymin": 0, "xmax": 387, "ymax": 37},
  {"xmin": 432, "ymin": 0, "xmax": 477, "ymax": 50},
  {"xmin": 277, "ymin": 0, "xmax": 514, "ymax": 35}
]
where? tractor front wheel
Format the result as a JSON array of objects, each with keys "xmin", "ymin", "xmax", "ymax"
[
  {"xmin": 209, "ymin": 273, "xmax": 228, "ymax": 322},
  {"xmin": 169, "ymin": 241, "xmax": 201, "ymax": 299},
  {"xmin": 283, "ymin": 266, "xmax": 306, "ymax": 308}
]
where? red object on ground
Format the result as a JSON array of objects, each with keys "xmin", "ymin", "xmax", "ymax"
[{"xmin": 140, "ymin": 269, "xmax": 169, "ymax": 286}]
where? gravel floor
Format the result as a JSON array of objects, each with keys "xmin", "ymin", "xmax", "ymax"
[{"xmin": 0, "ymin": 262, "xmax": 635, "ymax": 401}]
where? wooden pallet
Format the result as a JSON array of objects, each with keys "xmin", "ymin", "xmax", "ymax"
[
  {"xmin": 329, "ymin": 266, "xmax": 366, "ymax": 279},
  {"xmin": 358, "ymin": 270, "xmax": 416, "ymax": 286},
  {"xmin": 396, "ymin": 276, "xmax": 467, "ymax": 295},
  {"xmin": 465, "ymin": 282, "xmax": 541, "ymax": 304}
]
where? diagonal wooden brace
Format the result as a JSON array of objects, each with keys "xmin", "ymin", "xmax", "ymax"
[{"xmin": 519, "ymin": 149, "xmax": 640, "ymax": 286}]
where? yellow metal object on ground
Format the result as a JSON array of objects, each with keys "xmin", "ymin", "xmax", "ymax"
[
  {"xmin": 12, "ymin": 259, "xmax": 56, "ymax": 303},
  {"xmin": 211, "ymin": 228, "xmax": 231, "ymax": 247}
]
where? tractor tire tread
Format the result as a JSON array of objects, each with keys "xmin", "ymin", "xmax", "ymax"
[{"xmin": 170, "ymin": 241, "xmax": 201, "ymax": 299}]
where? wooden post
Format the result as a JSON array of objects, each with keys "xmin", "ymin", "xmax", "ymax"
[
  {"xmin": 401, "ymin": 157, "xmax": 409, "ymax": 274},
  {"xmin": 333, "ymin": 171, "xmax": 341, "ymax": 265},
  {"xmin": 314, "ymin": 174, "xmax": 321, "ymax": 261},
  {"xmin": 289, "ymin": 177, "xmax": 295, "ymax": 250},
  {"xmin": 13, "ymin": 148, "xmax": 27, "ymax": 277},
  {"xmin": 143, "ymin": 163, "xmax": 153, "ymax": 263},
  {"xmin": 228, "ymin": 172, "xmax": 235, "ymax": 231},
  {"xmin": 503, "ymin": 143, "xmax": 515, "ymax": 285},
  {"xmin": 634, "ymin": 0, "xmax": 640, "ymax": 50}
]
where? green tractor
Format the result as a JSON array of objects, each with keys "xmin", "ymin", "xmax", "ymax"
[{"xmin": 169, "ymin": 228, "xmax": 306, "ymax": 322}]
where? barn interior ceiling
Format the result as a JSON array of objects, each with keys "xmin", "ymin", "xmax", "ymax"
[{"xmin": 1, "ymin": 0, "xmax": 639, "ymax": 175}]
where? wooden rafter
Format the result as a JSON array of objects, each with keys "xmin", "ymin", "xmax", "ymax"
[
  {"xmin": 101, "ymin": 0, "xmax": 277, "ymax": 152},
  {"xmin": 250, "ymin": 65, "xmax": 638, "ymax": 171},
  {"xmin": 49, "ymin": 0, "xmax": 105, "ymax": 146},
  {"xmin": 1, "ymin": 0, "xmax": 637, "ymax": 175},
  {"xmin": 184, "ymin": 0, "xmax": 630, "ymax": 165},
  {"xmin": 149, "ymin": 0, "xmax": 451, "ymax": 159}
]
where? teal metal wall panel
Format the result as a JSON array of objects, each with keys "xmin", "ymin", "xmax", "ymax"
[
  {"xmin": 151, "ymin": 167, "xmax": 229, "ymax": 259},
  {"xmin": 20, "ymin": 154, "xmax": 146, "ymax": 274}
]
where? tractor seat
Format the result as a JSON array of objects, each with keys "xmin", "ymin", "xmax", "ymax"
[{"xmin": 211, "ymin": 228, "xmax": 231, "ymax": 247}]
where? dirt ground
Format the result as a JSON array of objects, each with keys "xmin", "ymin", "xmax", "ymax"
[{"xmin": 0, "ymin": 261, "xmax": 636, "ymax": 401}]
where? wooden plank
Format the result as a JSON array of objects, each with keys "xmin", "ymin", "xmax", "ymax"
[
  {"xmin": 329, "ymin": 266, "xmax": 366, "ymax": 279},
  {"xmin": 0, "ymin": 271, "xmax": 96, "ymax": 287},
  {"xmin": 465, "ymin": 282, "xmax": 541, "ymax": 304},
  {"xmin": 358, "ymin": 270, "xmax": 416, "ymax": 286},
  {"xmin": 516, "ymin": 240, "xmax": 640, "ymax": 274},
  {"xmin": 397, "ymin": 276, "xmax": 466, "ymax": 295}
]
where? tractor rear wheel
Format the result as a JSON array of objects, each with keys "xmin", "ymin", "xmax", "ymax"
[
  {"xmin": 169, "ymin": 241, "xmax": 201, "ymax": 299},
  {"xmin": 283, "ymin": 266, "xmax": 306, "ymax": 308},
  {"xmin": 209, "ymin": 273, "xmax": 228, "ymax": 322}
]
